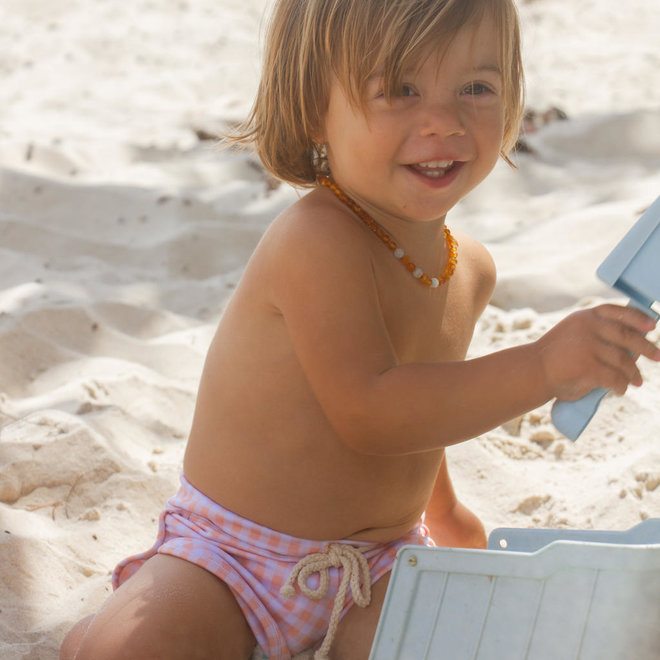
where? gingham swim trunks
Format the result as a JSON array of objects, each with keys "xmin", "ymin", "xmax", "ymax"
[{"xmin": 113, "ymin": 474, "xmax": 434, "ymax": 659}]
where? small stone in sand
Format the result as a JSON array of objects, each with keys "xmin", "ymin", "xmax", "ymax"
[{"xmin": 530, "ymin": 430, "xmax": 555, "ymax": 450}]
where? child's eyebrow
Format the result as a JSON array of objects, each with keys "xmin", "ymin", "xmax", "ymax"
[
  {"xmin": 471, "ymin": 64, "xmax": 503, "ymax": 77},
  {"xmin": 365, "ymin": 64, "xmax": 502, "ymax": 85}
]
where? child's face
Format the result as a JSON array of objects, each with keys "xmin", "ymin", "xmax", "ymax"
[{"xmin": 321, "ymin": 13, "xmax": 505, "ymax": 225}]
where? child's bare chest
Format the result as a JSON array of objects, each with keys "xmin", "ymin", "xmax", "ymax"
[
  {"xmin": 379, "ymin": 277, "xmax": 475, "ymax": 364},
  {"xmin": 369, "ymin": 234, "xmax": 479, "ymax": 362}
]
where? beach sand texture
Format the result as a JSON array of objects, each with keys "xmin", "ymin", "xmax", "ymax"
[{"xmin": 1, "ymin": 0, "xmax": 659, "ymax": 658}]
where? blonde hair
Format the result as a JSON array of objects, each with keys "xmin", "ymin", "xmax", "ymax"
[{"xmin": 230, "ymin": 0, "xmax": 525, "ymax": 186}]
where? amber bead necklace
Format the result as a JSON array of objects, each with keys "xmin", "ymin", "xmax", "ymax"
[{"xmin": 317, "ymin": 175, "xmax": 458, "ymax": 288}]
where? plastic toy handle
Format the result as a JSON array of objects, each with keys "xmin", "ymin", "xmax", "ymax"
[
  {"xmin": 551, "ymin": 387, "xmax": 609, "ymax": 441},
  {"xmin": 551, "ymin": 301, "xmax": 658, "ymax": 441}
]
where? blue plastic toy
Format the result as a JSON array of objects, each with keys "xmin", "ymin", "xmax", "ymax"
[
  {"xmin": 369, "ymin": 520, "xmax": 660, "ymax": 660},
  {"xmin": 551, "ymin": 195, "xmax": 660, "ymax": 440}
]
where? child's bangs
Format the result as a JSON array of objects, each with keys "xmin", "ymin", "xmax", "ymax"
[
  {"xmin": 334, "ymin": 0, "xmax": 491, "ymax": 107},
  {"xmin": 332, "ymin": 0, "xmax": 523, "ymax": 155}
]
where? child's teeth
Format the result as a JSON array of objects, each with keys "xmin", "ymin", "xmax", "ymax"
[
  {"xmin": 414, "ymin": 161, "xmax": 453, "ymax": 177},
  {"xmin": 419, "ymin": 160, "xmax": 453, "ymax": 168}
]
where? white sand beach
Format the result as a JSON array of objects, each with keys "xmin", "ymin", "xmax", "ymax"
[{"xmin": 1, "ymin": 0, "xmax": 659, "ymax": 657}]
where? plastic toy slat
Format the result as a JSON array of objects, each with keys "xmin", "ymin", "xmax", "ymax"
[
  {"xmin": 525, "ymin": 568, "xmax": 597, "ymax": 657},
  {"xmin": 475, "ymin": 576, "xmax": 544, "ymax": 659},
  {"xmin": 429, "ymin": 573, "xmax": 493, "ymax": 659}
]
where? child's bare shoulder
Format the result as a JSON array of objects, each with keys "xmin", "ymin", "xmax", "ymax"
[
  {"xmin": 454, "ymin": 230, "xmax": 496, "ymax": 312},
  {"xmin": 259, "ymin": 189, "xmax": 378, "ymax": 291},
  {"xmin": 268, "ymin": 189, "xmax": 372, "ymax": 249}
]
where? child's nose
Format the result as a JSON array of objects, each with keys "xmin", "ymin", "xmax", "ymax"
[{"xmin": 418, "ymin": 101, "xmax": 466, "ymax": 138}]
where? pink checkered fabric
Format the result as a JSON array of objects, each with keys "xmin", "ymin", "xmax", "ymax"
[{"xmin": 113, "ymin": 475, "xmax": 434, "ymax": 659}]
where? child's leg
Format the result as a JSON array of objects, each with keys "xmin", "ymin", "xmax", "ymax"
[
  {"xmin": 426, "ymin": 499, "xmax": 487, "ymax": 549},
  {"xmin": 330, "ymin": 572, "xmax": 392, "ymax": 660},
  {"xmin": 60, "ymin": 615, "xmax": 94, "ymax": 659},
  {"xmin": 61, "ymin": 554, "xmax": 256, "ymax": 660},
  {"xmin": 425, "ymin": 455, "xmax": 487, "ymax": 549}
]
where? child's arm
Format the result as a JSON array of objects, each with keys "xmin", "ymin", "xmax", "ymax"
[{"xmin": 266, "ymin": 202, "xmax": 660, "ymax": 456}]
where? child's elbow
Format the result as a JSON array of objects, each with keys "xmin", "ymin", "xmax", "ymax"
[
  {"xmin": 326, "ymin": 375, "xmax": 422, "ymax": 455},
  {"xmin": 331, "ymin": 406, "xmax": 402, "ymax": 456}
]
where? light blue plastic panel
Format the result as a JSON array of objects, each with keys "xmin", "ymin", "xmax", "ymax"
[
  {"xmin": 369, "ymin": 534, "xmax": 660, "ymax": 660},
  {"xmin": 597, "ymin": 194, "xmax": 660, "ymax": 306},
  {"xmin": 488, "ymin": 518, "xmax": 660, "ymax": 552}
]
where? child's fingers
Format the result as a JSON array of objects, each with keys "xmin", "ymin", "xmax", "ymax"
[
  {"xmin": 595, "ymin": 343, "xmax": 643, "ymax": 393},
  {"xmin": 537, "ymin": 304, "xmax": 658, "ymax": 401},
  {"xmin": 634, "ymin": 336, "xmax": 660, "ymax": 362},
  {"xmin": 594, "ymin": 303, "xmax": 657, "ymax": 333},
  {"xmin": 593, "ymin": 305, "xmax": 660, "ymax": 361},
  {"xmin": 597, "ymin": 321, "xmax": 660, "ymax": 361}
]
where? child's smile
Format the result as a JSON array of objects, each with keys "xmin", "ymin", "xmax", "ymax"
[
  {"xmin": 409, "ymin": 160, "xmax": 456, "ymax": 178},
  {"xmin": 321, "ymin": 12, "xmax": 505, "ymax": 231},
  {"xmin": 405, "ymin": 159, "xmax": 463, "ymax": 186}
]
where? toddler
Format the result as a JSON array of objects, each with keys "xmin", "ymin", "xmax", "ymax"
[{"xmin": 61, "ymin": 0, "xmax": 659, "ymax": 658}]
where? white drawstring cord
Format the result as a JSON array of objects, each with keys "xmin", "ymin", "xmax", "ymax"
[{"xmin": 280, "ymin": 543, "xmax": 372, "ymax": 659}]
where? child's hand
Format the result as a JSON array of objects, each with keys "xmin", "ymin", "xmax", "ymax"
[{"xmin": 536, "ymin": 304, "xmax": 660, "ymax": 402}]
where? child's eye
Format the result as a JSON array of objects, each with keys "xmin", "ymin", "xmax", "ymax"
[
  {"xmin": 371, "ymin": 82, "xmax": 417, "ymax": 102},
  {"xmin": 394, "ymin": 84, "xmax": 417, "ymax": 98},
  {"xmin": 462, "ymin": 82, "xmax": 493, "ymax": 96}
]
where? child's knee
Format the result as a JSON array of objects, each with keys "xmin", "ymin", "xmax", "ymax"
[
  {"xmin": 452, "ymin": 502, "xmax": 487, "ymax": 548},
  {"xmin": 429, "ymin": 501, "xmax": 487, "ymax": 549},
  {"xmin": 59, "ymin": 615, "xmax": 94, "ymax": 660},
  {"xmin": 71, "ymin": 615, "xmax": 171, "ymax": 660},
  {"xmin": 71, "ymin": 554, "xmax": 257, "ymax": 660},
  {"xmin": 463, "ymin": 512, "xmax": 487, "ymax": 548},
  {"xmin": 71, "ymin": 619, "xmax": 122, "ymax": 660}
]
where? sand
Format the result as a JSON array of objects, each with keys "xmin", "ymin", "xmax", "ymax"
[{"xmin": 1, "ymin": 0, "xmax": 659, "ymax": 658}]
